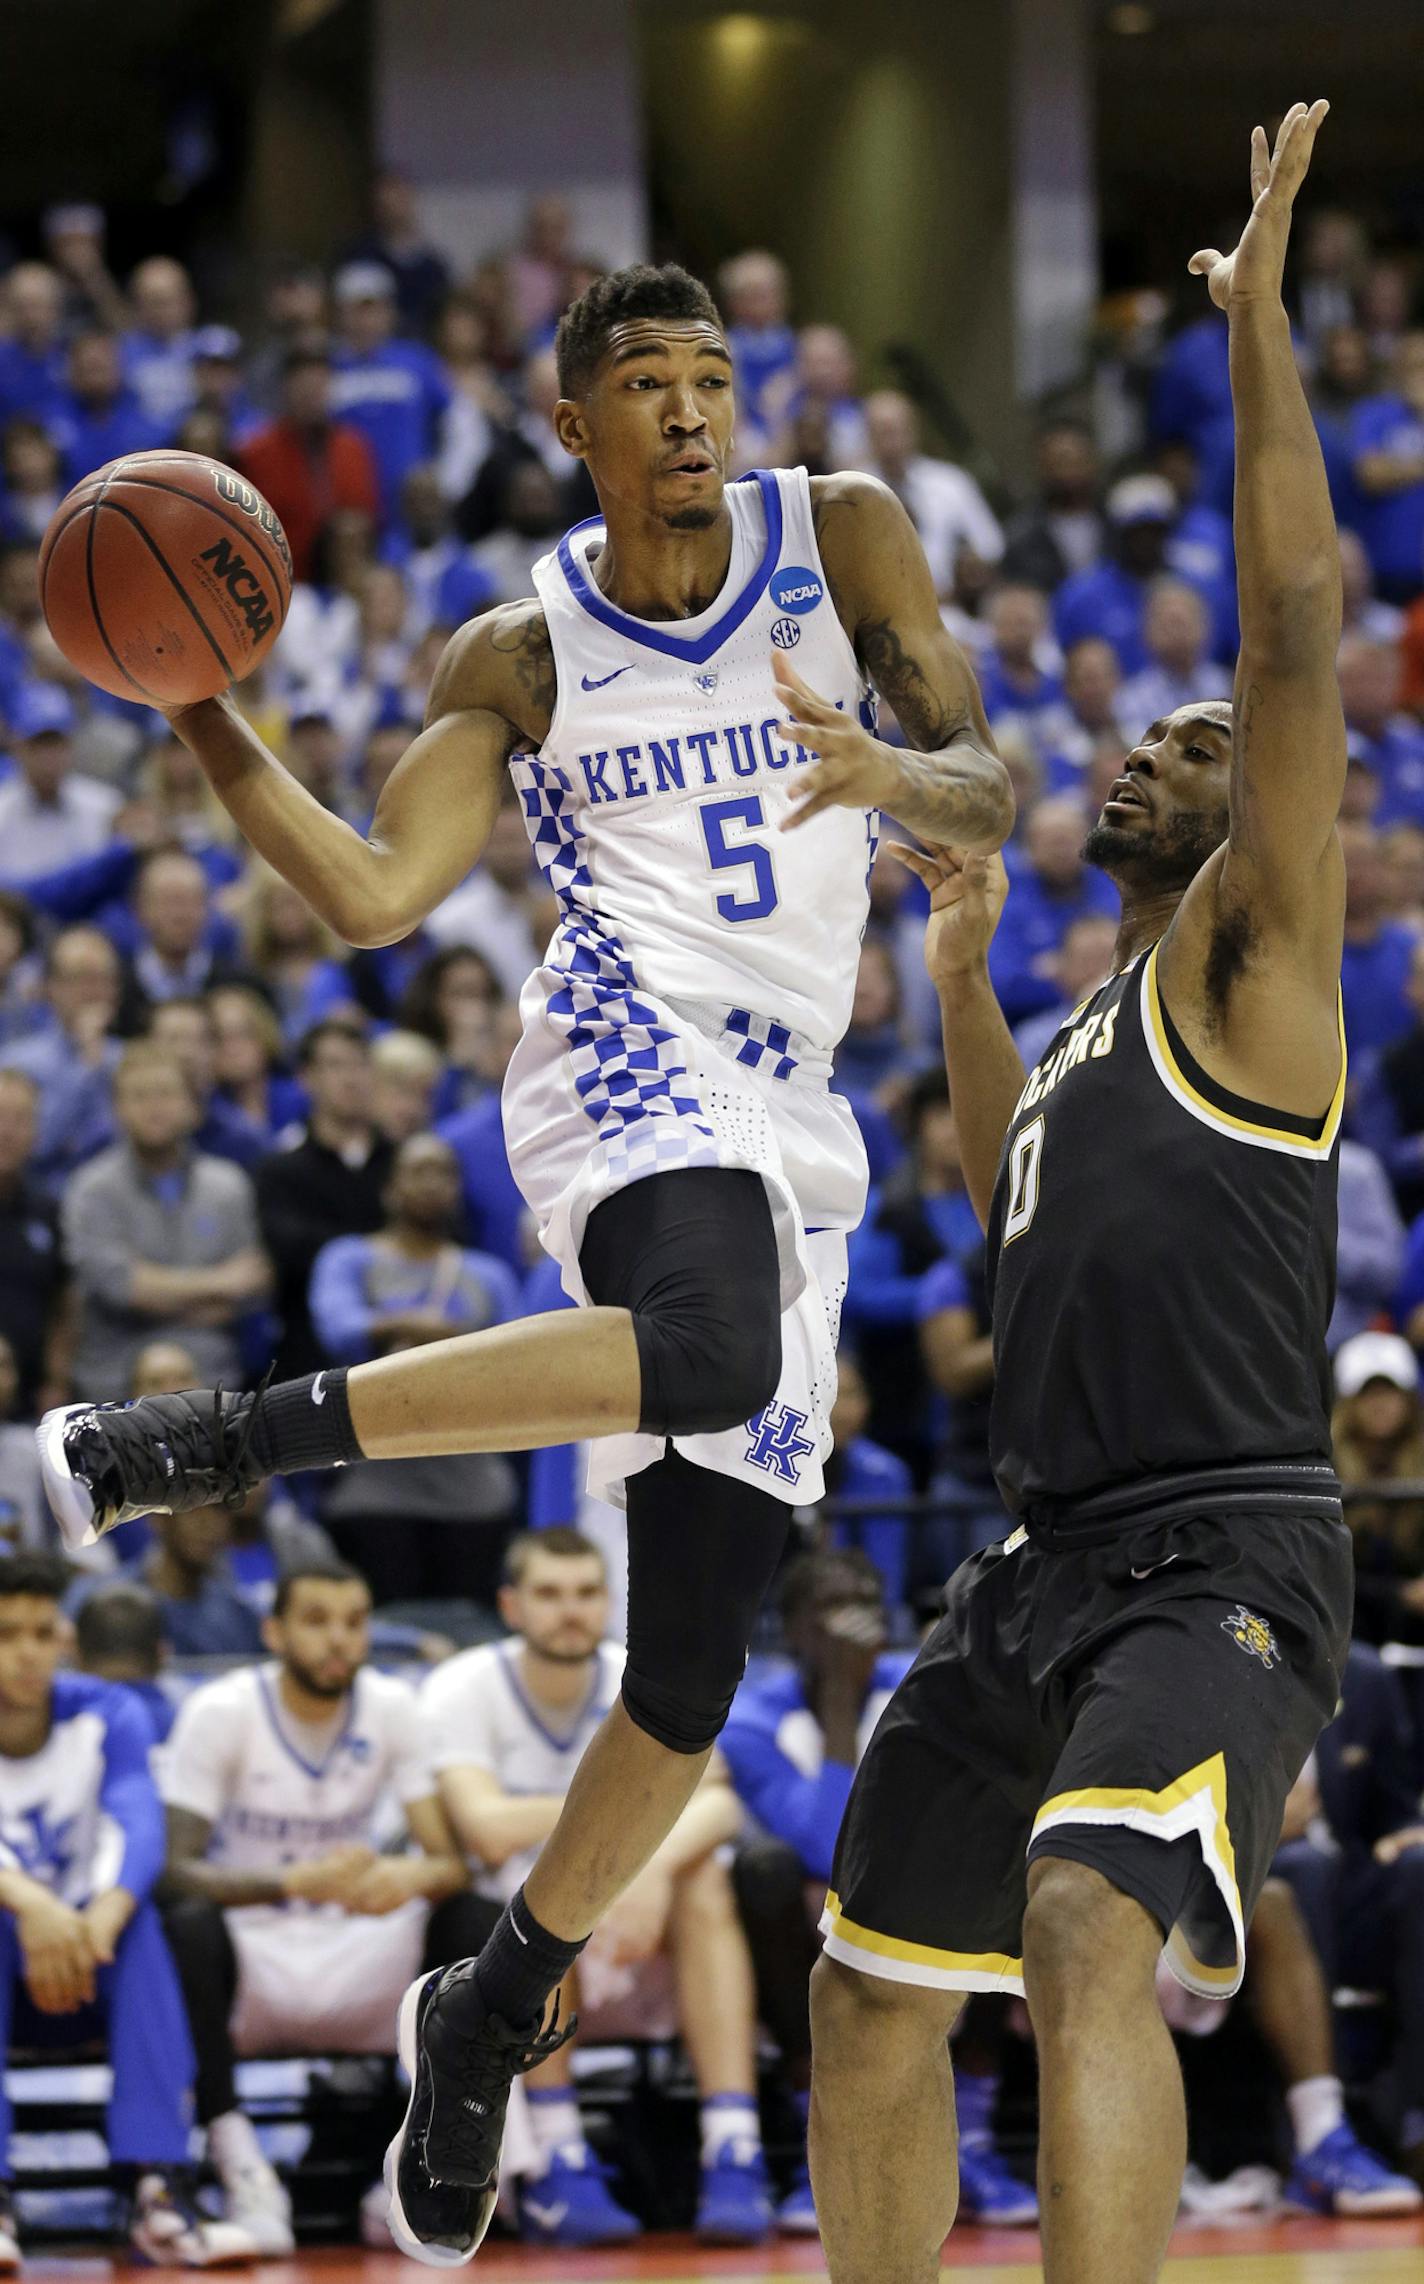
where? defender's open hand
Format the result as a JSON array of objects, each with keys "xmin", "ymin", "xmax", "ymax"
[
  {"xmin": 1189, "ymin": 99, "xmax": 1329, "ymax": 311},
  {"xmin": 891, "ymin": 840, "xmax": 1010, "ymax": 988}
]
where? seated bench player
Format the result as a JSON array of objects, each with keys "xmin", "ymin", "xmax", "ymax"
[
  {"xmin": 424, "ymin": 1528, "xmax": 777, "ymax": 2249},
  {"xmin": 157, "ymin": 1558, "xmax": 495, "ymax": 2254},
  {"xmin": 0, "ymin": 1552, "xmax": 255, "ymax": 2267}
]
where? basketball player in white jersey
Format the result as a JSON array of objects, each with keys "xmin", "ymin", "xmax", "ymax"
[
  {"xmin": 158, "ymin": 1558, "xmax": 480, "ymax": 2252},
  {"xmin": 40, "ymin": 261, "xmax": 1012, "ymax": 2262},
  {"xmin": 427, "ymin": 1528, "xmax": 775, "ymax": 2248}
]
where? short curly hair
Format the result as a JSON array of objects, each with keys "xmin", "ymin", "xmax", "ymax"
[{"xmin": 554, "ymin": 262, "xmax": 723, "ymax": 398}]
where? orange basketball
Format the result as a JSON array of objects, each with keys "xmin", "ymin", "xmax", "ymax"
[{"xmin": 39, "ymin": 450, "xmax": 293, "ymax": 707}]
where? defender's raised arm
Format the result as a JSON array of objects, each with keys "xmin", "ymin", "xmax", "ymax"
[{"xmin": 1191, "ymin": 101, "xmax": 1346, "ymax": 954}]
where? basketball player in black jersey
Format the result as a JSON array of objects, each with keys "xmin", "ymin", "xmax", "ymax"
[{"xmin": 812, "ymin": 105, "xmax": 1355, "ymax": 2284}]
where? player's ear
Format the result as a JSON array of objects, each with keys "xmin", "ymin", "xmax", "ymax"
[
  {"xmin": 260, "ymin": 1613, "xmax": 282, "ymax": 1657},
  {"xmin": 496, "ymin": 1583, "xmax": 518, "ymax": 1630},
  {"xmin": 554, "ymin": 398, "xmax": 589, "ymax": 463}
]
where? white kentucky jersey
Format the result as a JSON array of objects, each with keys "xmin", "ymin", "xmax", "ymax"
[
  {"xmin": 423, "ymin": 1640, "xmax": 625, "ymax": 1903},
  {"xmin": 518, "ymin": 464, "xmax": 877, "ymax": 1059},
  {"xmin": 161, "ymin": 1661, "xmax": 433, "ymax": 1892},
  {"xmin": 0, "ymin": 1674, "xmax": 151, "ymax": 1907}
]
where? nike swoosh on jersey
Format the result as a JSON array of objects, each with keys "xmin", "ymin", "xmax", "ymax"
[
  {"xmin": 1130, "ymin": 1554, "xmax": 1179, "ymax": 1580},
  {"xmin": 311, "ymin": 1375, "xmax": 327, "ymax": 1406},
  {"xmin": 580, "ymin": 666, "xmax": 631, "ymax": 691}
]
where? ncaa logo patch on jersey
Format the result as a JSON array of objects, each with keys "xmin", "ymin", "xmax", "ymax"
[
  {"xmin": 1220, "ymin": 1604, "xmax": 1279, "ymax": 1671},
  {"xmin": 770, "ymin": 617, "xmax": 801, "ymax": 650},
  {"xmin": 770, "ymin": 566, "xmax": 824, "ymax": 615}
]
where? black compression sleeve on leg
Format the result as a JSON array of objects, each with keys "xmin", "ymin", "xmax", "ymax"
[
  {"xmin": 580, "ymin": 1167, "xmax": 783, "ymax": 1436},
  {"xmin": 620, "ymin": 1447, "xmax": 792, "ymax": 1753}
]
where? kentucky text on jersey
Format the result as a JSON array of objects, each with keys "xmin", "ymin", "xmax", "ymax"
[{"xmin": 572, "ymin": 715, "xmax": 828, "ymax": 804}]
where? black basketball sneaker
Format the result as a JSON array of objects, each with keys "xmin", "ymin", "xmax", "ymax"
[
  {"xmin": 37, "ymin": 1390, "xmax": 266, "ymax": 1550},
  {"xmin": 386, "ymin": 1965, "xmax": 574, "ymax": 2267}
]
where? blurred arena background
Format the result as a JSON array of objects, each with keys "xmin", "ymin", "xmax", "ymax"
[{"xmin": 0, "ymin": 1, "xmax": 1423, "ymax": 2274}]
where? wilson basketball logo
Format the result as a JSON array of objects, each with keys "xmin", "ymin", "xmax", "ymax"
[{"xmin": 213, "ymin": 468, "xmax": 295, "ymax": 579}]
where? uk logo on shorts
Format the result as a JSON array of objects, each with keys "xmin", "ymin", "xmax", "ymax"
[
  {"xmin": 745, "ymin": 1402, "xmax": 816, "ymax": 1483},
  {"xmin": 1220, "ymin": 1604, "xmax": 1279, "ymax": 1671},
  {"xmin": 770, "ymin": 566, "xmax": 824, "ymax": 615}
]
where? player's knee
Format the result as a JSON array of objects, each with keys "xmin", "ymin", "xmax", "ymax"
[
  {"xmin": 1250, "ymin": 1876, "xmax": 1303, "ymax": 1951},
  {"xmin": 619, "ymin": 1662, "xmax": 738, "ymax": 1754},
  {"xmin": 1023, "ymin": 1856, "xmax": 1157, "ymax": 2005},
  {"xmin": 635, "ymin": 1266, "xmax": 781, "ymax": 1436},
  {"xmin": 810, "ymin": 1954, "xmax": 950, "ymax": 2067},
  {"xmin": 673, "ymin": 1850, "xmax": 734, "ymax": 1924}
]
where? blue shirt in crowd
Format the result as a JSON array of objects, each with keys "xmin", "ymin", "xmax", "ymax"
[
  {"xmin": 720, "ymin": 1653, "xmax": 913, "ymax": 1886},
  {"xmin": 1330, "ymin": 1138, "xmax": 1405, "ymax": 1351},
  {"xmin": 436, "ymin": 1094, "xmax": 529, "ymax": 1275},
  {"xmin": 1349, "ymin": 394, "xmax": 1424, "ymax": 593},
  {"xmin": 0, "ymin": 340, "xmax": 68, "ymax": 429},
  {"xmin": 310, "ymin": 1233, "xmax": 520, "ymax": 1364},
  {"xmin": 1148, "ymin": 314, "xmax": 1232, "ymax": 454},
  {"xmin": 53, "ymin": 393, "xmax": 169, "ymax": 487},
  {"xmin": 0, "ymin": 1673, "xmax": 166, "ymax": 1905},
  {"xmin": 988, "ymin": 864, "xmax": 1120, "ymax": 1025},
  {"xmin": 1341, "ymin": 922, "xmax": 1418, "ymax": 1060},
  {"xmin": 1354, "ymin": 718, "xmax": 1424, "ymax": 829},
  {"xmin": 331, "ymin": 342, "xmax": 453, "ymax": 525},
  {"xmin": 826, "ymin": 1434, "xmax": 915, "ymax": 1608}
]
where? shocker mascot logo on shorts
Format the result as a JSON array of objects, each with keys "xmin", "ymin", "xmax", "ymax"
[{"xmin": 1221, "ymin": 1604, "xmax": 1280, "ymax": 1670}]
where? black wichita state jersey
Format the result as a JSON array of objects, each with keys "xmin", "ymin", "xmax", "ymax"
[{"xmin": 985, "ymin": 942, "xmax": 1344, "ymax": 1522}]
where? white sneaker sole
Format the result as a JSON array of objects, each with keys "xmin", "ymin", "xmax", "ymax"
[
  {"xmin": 36, "ymin": 1404, "xmax": 101, "ymax": 1550},
  {"xmin": 383, "ymin": 1972, "xmax": 484, "ymax": 2268}
]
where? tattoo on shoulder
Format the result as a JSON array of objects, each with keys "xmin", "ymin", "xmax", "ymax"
[
  {"xmin": 859, "ymin": 617, "xmax": 968, "ymax": 752},
  {"xmin": 490, "ymin": 606, "xmax": 557, "ymax": 735}
]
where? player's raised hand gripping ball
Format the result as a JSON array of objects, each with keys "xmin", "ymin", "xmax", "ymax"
[{"xmin": 39, "ymin": 449, "xmax": 293, "ymax": 706}]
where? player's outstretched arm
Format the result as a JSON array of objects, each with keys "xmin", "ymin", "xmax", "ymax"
[
  {"xmin": 777, "ymin": 474, "xmax": 1014, "ymax": 853},
  {"xmin": 892, "ymin": 841, "xmax": 1025, "ymax": 1230},
  {"xmin": 165, "ymin": 602, "xmax": 552, "ymax": 948},
  {"xmin": 1191, "ymin": 102, "xmax": 1345, "ymax": 967}
]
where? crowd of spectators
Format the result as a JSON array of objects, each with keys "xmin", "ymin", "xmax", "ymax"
[{"xmin": 1, "ymin": 182, "xmax": 1424, "ymax": 2243}]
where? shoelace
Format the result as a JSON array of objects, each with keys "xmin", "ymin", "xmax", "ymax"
[
  {"xmin": 429, "ymin": 1994, "xmax": 578, "ymax": 2152},
  {"xmin": 216, "ymin": 1368, "xmax": 269, "ymax": 1505},
  {"xmin": 77, "ymin": 1371, "xmax": 270, "ymax": 1513}
]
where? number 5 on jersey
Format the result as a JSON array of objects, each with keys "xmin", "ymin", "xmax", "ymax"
[
  {"xmin": 700, "ymin": 795, "xmax": 780, "ymax": 923},
  {"xmin": 1003, "ymin": 1115, "xmax": 1044, "ymax": 1244}
]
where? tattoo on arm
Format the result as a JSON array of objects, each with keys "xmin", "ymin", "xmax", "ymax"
[
  {"xmin": 860, "ymin": 618, "xmax": 1009, "ymax": 847},
  {"xmin": 859, "ymin": 617, "xmax": 968, "ymax": 751},
  {"xmin": 490, "ymin": 609, "xmax": 557, "ymax": 731}
]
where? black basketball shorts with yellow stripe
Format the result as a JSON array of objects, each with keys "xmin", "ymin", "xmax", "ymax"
[{"xmin": 822, "ymin": 1503, "xmax": 1351, "ymax": 2000}]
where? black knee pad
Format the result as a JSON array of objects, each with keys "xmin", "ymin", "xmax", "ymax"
[
  {"xmin": 619, "ymin": 1449, "xmax": 792, "ymax": 1754},
  {"xmin": 581, "ymin": 1168, "xmax": 783, "ymax": 1437}
]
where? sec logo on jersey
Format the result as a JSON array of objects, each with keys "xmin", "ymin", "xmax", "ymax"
[
  {"xmin": 770, "ymin": 617, "xmax": 801, "ymax": 649},
  {"xmin": 770, "ymin": 565, "xmax": 824, "ymax": 615}
]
